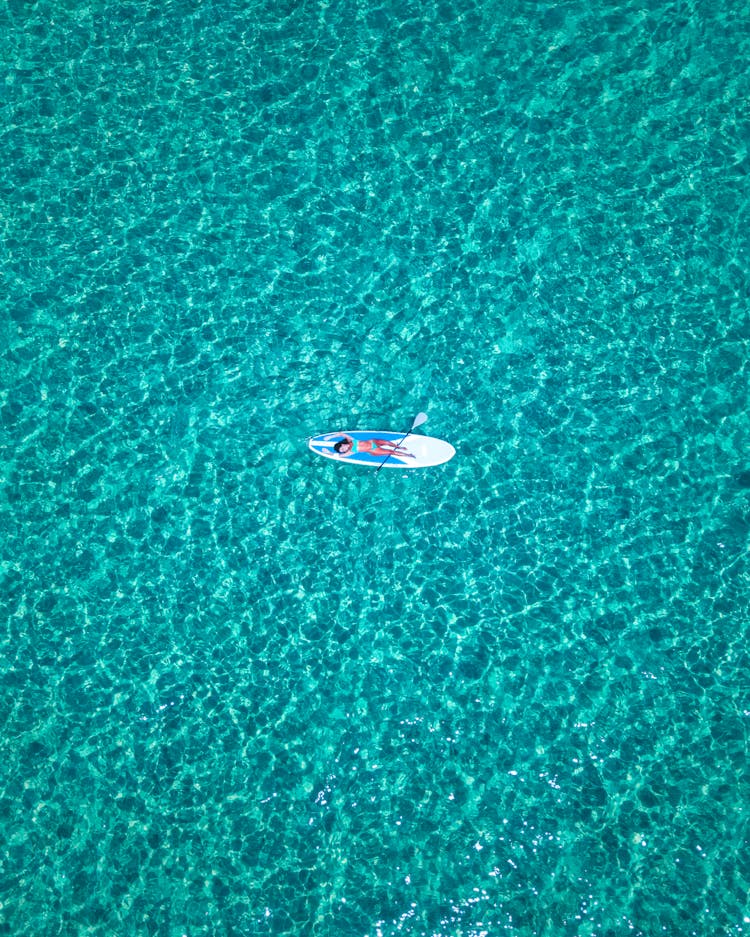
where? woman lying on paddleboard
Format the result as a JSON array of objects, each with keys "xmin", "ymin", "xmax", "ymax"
[{"xmin": 333, "ymin": 435, "xmax": 415, "ymax": 459}]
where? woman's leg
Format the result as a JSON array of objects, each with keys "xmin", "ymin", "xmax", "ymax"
[{"xmin": 371, "ymin": 442, "xmax": 415, "ymax": 458}]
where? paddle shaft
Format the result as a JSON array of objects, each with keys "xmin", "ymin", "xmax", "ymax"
[{"xmin": 375, "ymin": 414, "xmax": 427, "ymax": 474}]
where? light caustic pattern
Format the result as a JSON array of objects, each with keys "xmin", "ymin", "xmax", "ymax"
[{"xmin": 1, "ymin": 0, "xmax": 749, "ymax": 934}]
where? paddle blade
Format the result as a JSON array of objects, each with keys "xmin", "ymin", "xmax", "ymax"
[{"xmin": 411, "ymin": 412, "xmax": 428, "ymax": 431}]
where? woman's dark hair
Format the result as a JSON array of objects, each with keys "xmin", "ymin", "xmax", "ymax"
[{"xmin": 334, "ymin": 439, "xmax": 349, "ymax": 453}]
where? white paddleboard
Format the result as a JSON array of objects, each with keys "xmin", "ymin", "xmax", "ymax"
[{"xmin": 309, "ymin": 430, "xmax": 455, "ymax": 469}]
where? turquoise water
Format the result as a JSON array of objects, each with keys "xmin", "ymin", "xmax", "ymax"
[{"xmin": 2, "ymin": 0, "xmax": 749, "ymax": 933}]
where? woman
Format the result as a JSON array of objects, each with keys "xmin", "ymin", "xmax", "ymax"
[{"xmin": 333, "ymin": 434, "xmax": 415, "ymax": 459}]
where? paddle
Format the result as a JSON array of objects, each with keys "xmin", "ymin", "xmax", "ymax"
[{"xmin": 375, "ymin": 412, "xmax": 428, "ymax": 474}]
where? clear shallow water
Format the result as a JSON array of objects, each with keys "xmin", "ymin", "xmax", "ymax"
[{"xmin": 1, "ymin": 0, "xmax": 749, "ymax": 933}]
